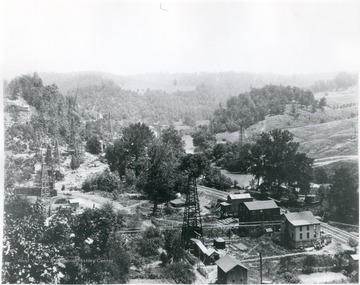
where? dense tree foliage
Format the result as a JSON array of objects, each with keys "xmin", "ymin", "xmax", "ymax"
[
  {"xmin": 165, "ymin": 261, "xmax": 196, "ymax": 284},
  {"xmin": 82, "ymin": 170, "xmax": 121, "ymax": 193},
  {"xmin": 86, "ymin": 135, "xmax": 102, "ymax": 155},
  {"xmin": 141, "ymin": 140, "xmax": 178, "ymax": 213},
  {"xmin": 179, "ymin": 153, "xmax": 209, "ymax": 179},
  {"xmin": 191, "ymin": 125, "xmax": 216, "ymax": 155},
  {"xmin": 321, "ymin": 167, "xmax": 359, "ymax": 224},
  {"xmin": 3, "ymin": 193, "xmax": 131, "ymax": 284},
  {"xmin": 249, "ymin": 129, "xmax": 314, "ymax": 195},
  {"xmin": 211, "ymin": 85, "xmax": 317, "ymax": 133},
  {"xmin": 200, "ymin": 167, "xmax": 233, "ymax": 191},
  {"xmin": 105, "ymin": 123, "xmax": 154, "ymax": 178},
  {"xmin": 5, "ymin": 73, "xmax": 81, "ymax": 146}
]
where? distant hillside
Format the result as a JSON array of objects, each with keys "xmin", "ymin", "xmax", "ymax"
[
  {"xmin": 38, "ymin": 71, "xmax": 342, "ymax": 125},
  {"xmin": 216, "ymin": 86, "xmax": 358, "ymax": 159},
  {"xmin": 39, "ymin": 71, "xmax": 338, "ymax": 96}
]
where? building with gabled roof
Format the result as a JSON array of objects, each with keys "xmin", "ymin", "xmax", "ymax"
[
  {"xmin": 282, "ymin": 211, "xmax": 321, "ymax": 248},
  {"xmin": 221, "ymin": 193, "xmax": 253, "ymax": 217},
  {"xmin": 216, "ymin": 255, "xmax": 248, "ymax": 284},
  {"xmin": 190, "ymin": 238, "xmax": 219, "ymax": 265},
  {"xmin": 239, "ymin": 200, "xmax": 280, "ymax": 222}
]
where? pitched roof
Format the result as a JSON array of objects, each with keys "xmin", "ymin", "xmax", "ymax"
[
  {"xmin": 190, "ymin": 238, "xmax": 208, "ymax": 254},
  {"xmin": 284, "ymin": 211, "xmax": 320, "ymax": 226},
  {"xmin": 228, "ymin": 193, "xmax": 252, "ymax": 201},
  {"xmin": 216, "ymin": 255, "xmax": 248, "ymax": 273},
  {"xmin": 244, "ymin": 200, "xmax": 279, "ymax": 211}
]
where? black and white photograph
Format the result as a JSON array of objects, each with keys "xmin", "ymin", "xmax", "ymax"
[{"xmin": 1, "ymin": 0, "xmax": 359, "ymax": 284}]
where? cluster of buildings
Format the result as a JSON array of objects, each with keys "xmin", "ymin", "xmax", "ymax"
[
  {"xmin": 188, "ymin": 191, "xmax": 336, "ymax": 284},
  {"xmin": 218, "ymin": 192, "xmax": 323, "ymax": 249}
]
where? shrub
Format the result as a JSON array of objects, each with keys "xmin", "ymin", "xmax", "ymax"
[
  {"xmin": 82, "ymin": 170, "xmax": 121, "ymax": 193},
  {"xmin": 283, "ymin": 272, "xmax": 301, "ymax": 283},
  {"xmin": 302, "ymin": 255, "xmax": 316, "ymax": 273},
  {"xmin": 86, "ymin": 136, "xmax": 102, "ymax": 155}
]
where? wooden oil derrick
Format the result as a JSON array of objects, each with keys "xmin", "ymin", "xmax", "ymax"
[
  {"xmin": 108, "ymin": 111, "xmax": 113, "ymax": 138},
  {"xmin": 40, "ymin": 157, "xmax": 51, "ymax": 217},
  {"xmin": 53, "ymin": 139, "xmax": 60, "ymax": 167},
  {"xmin": 182, "ymin": 177, "xmax": 203, "ymax": 249}
]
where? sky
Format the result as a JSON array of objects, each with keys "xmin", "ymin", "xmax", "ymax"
[{"xmin": 2, "ymin": 0, "xmax": 360, "ymax": 79}]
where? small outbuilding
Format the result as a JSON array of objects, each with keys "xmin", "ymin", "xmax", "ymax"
[
  {"xmin": 191, "ymin": 238, "xmax": 220, "ymax": 265},
  {"xmin": 216, "ymin": 255, "xmax": 248, "ymax": 284},
  {"xmin": 214, "ymin": 238, "xmax": 226, "ymax": 249}
]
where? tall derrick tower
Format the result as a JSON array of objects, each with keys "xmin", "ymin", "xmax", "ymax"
[
  {"xmin": 40, "ymin": 158, "xmax": 51, "ymax": 217},
  {"xmin": 181, "ymin": 178, "xmax": 203, "ymax": 249}
]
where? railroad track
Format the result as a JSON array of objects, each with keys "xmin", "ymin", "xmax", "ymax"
[{"xmin": 321, "ymin": 222, "xmax": 359, "ymax": 245}]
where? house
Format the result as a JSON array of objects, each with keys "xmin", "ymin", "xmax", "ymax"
[
  {"xmin": 239, "ymin": 200, "xmax": 280, "ymax": 223},
  {"xmin": 190, "ymin": 238, "xmax": 220, "ymax": 265},
  {"xmin": 226, "ymin": 194, "xmax": 253, "ymax": 217},
  {"xmin": 216, "ymin": 255, "xmax": 248, "ymax": 284},
  {"xmin": 282, "ymin": 211, "xmax": 321, "ymax": 248}
]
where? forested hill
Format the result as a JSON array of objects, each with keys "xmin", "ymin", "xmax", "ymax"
[
  {"xmin": 66, "ymin": 81, "xmax": 221, "ymax": 123},
  {"xmin": 37, "ymin": 71, "xmax": 345, "ymax": 124},
  {"xmin": 211, "ymin": 85, "xmax": 319, "ymax": 133}
]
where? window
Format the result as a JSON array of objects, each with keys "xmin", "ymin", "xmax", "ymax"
[
  {"xmin": 314, "ymin": 232, "xmax": 317, "ymax": 238},
  {"xmin": 300, "ymin": 233, "xmax": 303, "ymax": 239},
  {"xmin": 300, "ymin": 226, "xmax": 302, "ymax": 232},
  {"xmin": 307, "ymin": 225, "xmax": 309, "ymax": 231},
  {"xmin": 307, "ymin": 232, "xmax": 309, "ymax": 239}
]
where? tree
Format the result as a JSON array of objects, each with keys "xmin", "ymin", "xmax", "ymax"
[
  {"xmin": 70, "ymin": 155, "xmax": 80, "ymax": 170},
  {"xmin": 165, "ymin": 261, "xmax": 196, "ymax": 284},
  {"xmin": 161, "ymin": 126, "xmax": 185, "ymax": 156},
  {"xmin": 319, "ymin": 97, "xmax": 327, "ymax": 110},
  {"xmin": 348, "ymin": 237, "xmax": 358, "ymax": 250},
  {"xmin": 142, "ymin": 141, "xmax": 178, "ymax": 213},
  {"xmin": 313, "ymin": 167, "xmax": 329, "ymax": 184},
  {"xmin": 179, "ymin": 153, "xmax": 209, "ymax": 179},
  {"xmin": 105, "ymin": 123, "xmax": 154, "ymax": 178},
  {"xmin": 82, "ymin": 170, "xmax": 121, "ymax": 193},
  {"xmin": 249, "ymin": 129, "xmax": 314, "ymax": 196},
  {"xmin": 201, "ymin": 166, "xmax": 233, "ymax": 191},
  {"xmin": 163, "ymin": 230, "xmax": 185, "ymax": 263},
  {"xmin": 327, "ymin": 167, "xmax": 359, "ymax": 223},
  {"xmin": 86, "ymin": 135, "xmax": 102, "ymax": 155},
  {"xmin": 191, "ymin": 125, "xmax": 216, "ymax": 153}
]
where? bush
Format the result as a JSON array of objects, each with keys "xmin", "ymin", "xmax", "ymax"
[
  {"xmin": 283, "ymin": 272, "xmax": 301, "ymax": 283},
  {"xmin": 82, "ymin": 170, "xmax": 121, "ymax": 193},
  {"xmin": 86, "ymin": 136, "xmax": 102, "ymax": 155},
  {"xmin": 302, "ymin": 255, "xmax": 316, "ymax": 273},
  {"xmin": 165, "ymin": 261, "xmax": 196, "ymax": 284}
]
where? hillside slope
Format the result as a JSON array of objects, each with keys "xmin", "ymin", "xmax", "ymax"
[{"xmin": 216, "ymin": 86, "xmax": 358, "ymax": 159}]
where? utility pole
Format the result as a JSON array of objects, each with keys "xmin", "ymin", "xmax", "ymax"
[{"xmin": 259, "ymin": 252, "xmax": 263, "ymax": 284}]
